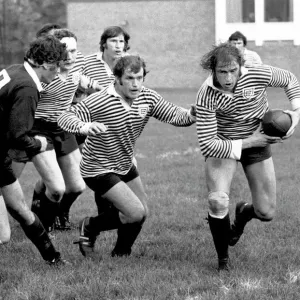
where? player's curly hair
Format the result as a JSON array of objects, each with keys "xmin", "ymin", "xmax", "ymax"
[
  {"xmin": 113, "ymin": 55, "xmax": 148, "ymax": 79},
  {"xmin": 100, "ymin": 26, "xmax": 130, "ymax": 52},
  {"xmin": 52, "ymin": 28, "xmax": 77, "ymax": 41},
  {"xmin": 25, "ymin": 35, "xmax": 66, "ymax": 66},
  {"xmin": 200, "ymin": 42, "xmax": 245, "ymax": 72}
]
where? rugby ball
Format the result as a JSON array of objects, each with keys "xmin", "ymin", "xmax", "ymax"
[{"xmin": 262, "ymin": 109, "xmax": 292, "ymax": 137}]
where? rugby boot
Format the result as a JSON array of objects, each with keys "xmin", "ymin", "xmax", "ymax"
[
  {"xmin": 229, "ymin": 202, "xmax": 254, "ymax": 246},
  {"xmin": 74, "ymin": 217, "xmax": 97, "ymax": 258},
  {"xmin": 46, "ymin": 252, "xmax": 72, "ymax": 267}
]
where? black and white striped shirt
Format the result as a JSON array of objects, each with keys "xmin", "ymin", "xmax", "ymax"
[
  {"xmin": 58, "ymin": 84, "xmax": 195, "ymax": 177},
  {"xmin": 83, "ymin": 52, "xmax": 115, "ymax": 87},
  {"xmin": 196, "ymin": 65, "xmax": 300, "ymax": 159},
  {"xmin": 34, "ymin": 51, "xmax": 86, "ymax": 122}
]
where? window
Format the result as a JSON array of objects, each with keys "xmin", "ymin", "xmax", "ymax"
[
  {"xmin": 265, "ymin": 0, "xmax": 293, "ymax": 22},
  {"xmin": 226, "ymin": 0, "xmax": 255, "ymax": 23},
  {"xmin": 215, "ymin": 0, "xmax": 300, "ymax": 45}
]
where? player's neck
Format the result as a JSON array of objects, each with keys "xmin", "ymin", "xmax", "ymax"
[
  {"xmin": 58, "ymin": 68, "xmax": 70, "ymax": 79},
  {"xmin": 102, "ymin": 52, "xmax": 116, "ymax": 71}
]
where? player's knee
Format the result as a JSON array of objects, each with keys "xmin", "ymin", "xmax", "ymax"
[
  {"xmin": 208, "ymin": 191, "xmax": 229, "ymax": 218},
  {"xmin": 254, "ymin": 205, "xmax": 275, "ymax": 221},
  {"xmin": 0, "ymin": 230, "xmax": 11, "ymax": 244},
  {"xmin": 46, "ymin": 187, "xmax": 65, "ymax": 202},
  {"xmin": 127, "ymin": 205, "xmax": 147, "ymax": 223}
]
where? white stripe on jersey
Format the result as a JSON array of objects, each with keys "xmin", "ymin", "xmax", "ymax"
[
  {"xmin": 35, "ymin": 51, "xmax": 85, "ymax": 122},
  {"xmin": 83, "ymin": 52, "xmax": 115, "ymax": 87},
  {"xmin": 196, "ymin": 65, "xmax": 300, "ymax": 159},
  {"xmin": 58, "ymin": 84, "xmax": 194, "ymax": 177}
]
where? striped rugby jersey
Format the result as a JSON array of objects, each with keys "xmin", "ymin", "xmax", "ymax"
[
  {"xmin": 34, "ymin": 51, "xmax": 89, "ymax": 122},
  {"xmin": 196, "ymin": 64, "xmax": 300, "ymax": 160},
  {"xmin": 83, "ymin": 52, "xmax": 115, "ymax": 87},
  {"xmin": 243, "ymin": 48, "xmax": 262, "ymax": 67},
  {"xmin": 58, "ymin": 84, "xmax": 195, "ymax": 177}
]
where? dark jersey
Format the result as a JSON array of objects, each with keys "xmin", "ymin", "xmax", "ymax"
[{"xmin": 0, "ymin": 64, "xmax": 42, "ymax": 157}]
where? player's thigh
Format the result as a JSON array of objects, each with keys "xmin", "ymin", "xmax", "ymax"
[
  {"xmin": 0, "ymin": 195, "xmax": 10, "ymax": 243},
  {"xmin": 205, "ymin": 157, "xmax": 238, "ymax": 193},
  {"xmin": 11, "ymin": 161, "xmax": 26, "ymax": 179},
  {"xmin": 103, "ymin": 181, "xmax": 145, "ymax": 223},
  {"xmin": 126, "ymin": 176, "xmax": 148, "ymax": 215},
  {"xmin": 57, "ymin": 149, "xmax": 85, "ymax": 193},
  {"xmin": 31, "ymin": 149, "xmax": 65, "ymax": 194},
  {"xmin": 2, "ymin": 180, "xmax": 34, "ymax": 225},
  {"xmin": 243, "ymin": 157, "xmax": 276, "ymax": 212}
]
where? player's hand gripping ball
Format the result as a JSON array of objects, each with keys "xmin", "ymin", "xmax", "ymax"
[{"xmin": 262, "ymin": 109, "xmax": 292, "ymax": 137}]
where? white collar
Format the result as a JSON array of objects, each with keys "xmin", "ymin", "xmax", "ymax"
[
  {"xmin": 96, "ymin": 52, "xmax": 104, "ymax": 62},
  {"xmin": 24, "ymin": 61, "xmax": 43, "ymax": 92},
  {"xmin": 107, "ymin": 83, "xmax": 122, "ymax": 97}
]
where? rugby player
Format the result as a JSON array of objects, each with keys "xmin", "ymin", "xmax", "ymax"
[
  {"xmin": 196, "ymin": 43, "xmax": 300, "ymax": 271},
  {"xmin": 228, "ymin": 31, "xmax": 262, "ymax": 67},
  {"xmin": 0, "ymin": 35, "xmax": 68, "ymax": 265},
  {"xmin": 57, "ymin": 55, "xmax": 196, "ymax": 258},
  {"xmin": 30, "ymin": 29, "xmax": 101, "ymax": 233}
]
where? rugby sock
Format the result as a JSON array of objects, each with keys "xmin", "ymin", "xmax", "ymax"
[
  {"xmin": 38, "ymin": 192, "xmax": 59, "ymax": 232},
  {"xmin": 111, "ymin": 217, "xmax": 145, "ymax": 257},
  {"xmin": 20, "ymin": 214, "xmax": 60, "ymax": 262},
  {"xmin": 208, "ymin": 213, "xmax": 230, "ymax": 269},
  {"xmin": 59, "ymin": 193, "xmax": 80, "ymax": 215},
  {"xmin": 85, "ymin": 207, "xmax": 121, "ymax": 236}
]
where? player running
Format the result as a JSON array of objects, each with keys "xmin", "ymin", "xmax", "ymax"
[
  {"xmin": 196, "ymin": 43, "xmax": 300, "ymax": 271},
  {"xmin": 58, "ymin": 55, "xmax": 196, "ymax": 258}
]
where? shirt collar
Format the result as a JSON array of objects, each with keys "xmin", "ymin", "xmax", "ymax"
[
  {"xmin": 24, "ymin": 61, "xmax": 44, "ymax": 92},
  {"xmin": 96, "ymin": 52, "xmax": 104, "ymax": 61},
  {"xmin": 107, "ymin": 83, "xmax": 122, "ymax": 97}
]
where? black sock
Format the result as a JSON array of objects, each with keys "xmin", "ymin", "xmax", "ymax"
[
  {"xmin": 208, "ymin": 214, "xmax": 230, "ymax": 263},
  {"xmin": 20, "ymin": 214, "xmax": 60, "ymax": 262},
  {"xmin": 112, "ymin": 217, "xmax": 145, "ymax": 256},
  {"xmin": 86, "ymin": 206, "xmax": 121, "ymax": 236},
  {"xmin": 59, "ymin": 193, "xmax": 80, "ymax": 216}
]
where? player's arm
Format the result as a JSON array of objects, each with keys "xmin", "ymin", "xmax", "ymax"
[
  {"xmin": 7, "ymin": 87, "xmax": 44, "ymax": 157},
  {"xmin": 268, "ymin": 66, "xmax": 300, "ymax": 138},
  {"xmin": 151, "ymin": 95, "xmax": 195, "ymax": 126},
  {"xmin": 57, "ymin": 96, "xmax": 107, "ymax": 136},
  {"xmin": 79, "ymin": 74, "xmax": 105, "ymax": 95}
]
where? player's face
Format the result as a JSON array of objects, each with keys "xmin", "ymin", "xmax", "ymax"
[
  {"xmin": 59, "ymin": 37, "xmax": 77, "ymax": 71},
  {"xmin": 115, "ymin": 68, "xmax": 144, "ymax": 101},
  {"xmin": 40, "ymin": 62, "xmax": 60, "ymax": 84},
  {"xmin": 104, "ymin": 34, "xmax": 126, "ymax": 59},
  {"xmin": 230, "ymin": 39, "xmax": 245, "ymax": 52},
  {"xmin": 215, "ymin": 59, "xmax": 241, "ymax": 92}
]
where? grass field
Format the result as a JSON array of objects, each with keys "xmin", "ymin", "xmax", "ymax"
[{"xmin": 2, "ymin": 88, "xmax": 300, "ymax": 300}]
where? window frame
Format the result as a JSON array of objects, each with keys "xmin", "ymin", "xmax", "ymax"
[{"xmin": 215, "ymin": 0, "xmax": 300, "ymax": 45}]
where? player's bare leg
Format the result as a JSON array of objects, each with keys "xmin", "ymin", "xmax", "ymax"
[
  {"xmin": 55, "ymin": 149, "xmax": 85, "ymax": 230},
  {"xmin": 2, "ymin": 180, "xmax": 68, "ymax": 265},
  {"xmin": 0, "ymin": 194, "xmax": 10, "ymax": 244},
  {"xmin": 76, "ymin": 179, "xmax": 147, "ymax": 258},
  {"xmin": 205, "ymin": 157, "xmax": 237, "ymax": 271},
  {"xmin": 230, "ymin": 157, "xmax": 276, "ymax": 246},
  {"xmin": 31, "ymin": 149, "xmax": 65, "ymax": 231}
]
